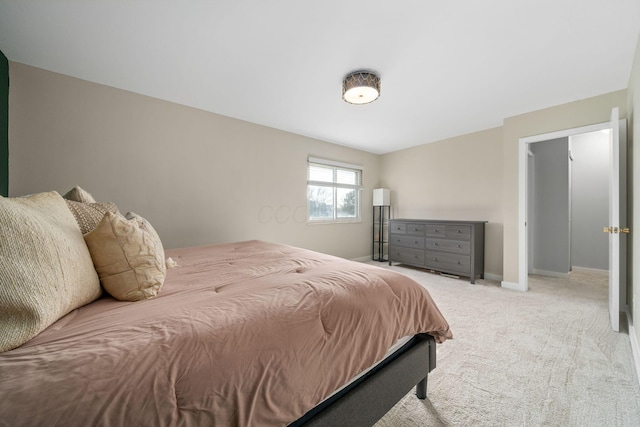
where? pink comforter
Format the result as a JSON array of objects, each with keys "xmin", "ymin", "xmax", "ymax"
[{"xmin": 0, "ymin": 240, "xmax": 451, "ymax": 426}]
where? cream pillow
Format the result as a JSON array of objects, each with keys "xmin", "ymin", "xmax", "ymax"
[
  {"xmin": 65, "ymin": 199, "xmax": 120, "ymax": 234},
  {"xmin": 63, "ymin": 186, "xmax": 96, "ymax": 204},
  {"xmin": 124, "ymin": 211, "xmax": 164, "ymax": 252},
  {"xmin": 84, "ymin": 211, "xmax": 166, "ymax": 301},
  {"xmin": 0, "ymin": 192, "xmax": 102, "ymax": 353}
]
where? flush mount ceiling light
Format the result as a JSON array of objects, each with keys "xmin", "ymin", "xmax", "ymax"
[{"xmin": 342, "ymin": 70, "xmax": 380, "ymax": 105}]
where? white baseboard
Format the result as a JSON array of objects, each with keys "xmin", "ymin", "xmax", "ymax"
[
  {"xmin": 501, "ymin": 281, "xmax": 527, "ymax": 292},
  {"xmin": 627, "ymin": 306, "xmax": 640, "ymax": 386},
  {"xmin": 532, "ymin": 268, "xmax": 570, "ymax": 278}
]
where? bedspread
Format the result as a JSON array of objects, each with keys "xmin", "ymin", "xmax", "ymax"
[{"xmin": 0, "ymin": 240, "xmax": 451, "ymax": 426}]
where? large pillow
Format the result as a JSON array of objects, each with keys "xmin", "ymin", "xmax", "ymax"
[
  {"xmin": 62, "ymin": 186, "xmax": 96, "ymax": 204},
  {"xmin": 65, "ymin": 199, "xmax": 120, "ymax": 234},
  {"xmin": 84, "ymin": 211, "xmax": 166, "ymax": 301},
  {"xmin": 0, "ymin": 192, "xmax": 102, "ymax": 353}
]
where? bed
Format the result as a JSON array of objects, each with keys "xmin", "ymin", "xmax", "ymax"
[{"xmin": 0, "ymin": 192, "xmax": 451, "ymax": 426}]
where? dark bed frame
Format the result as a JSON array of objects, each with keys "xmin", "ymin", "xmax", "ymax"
[{"xmin": 289, "ymin": 333, "xmax": 436, "ymax": 426}]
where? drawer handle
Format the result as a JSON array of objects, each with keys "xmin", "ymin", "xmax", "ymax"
[
  {"xmin": 432, "ymin": 257, "xmax": 438, "ymax": 261},
  {"xmin": 457, "ymin": 261, "xmax": 461, "ymax": 264},
  {"xmin": 414, "ymin": 240, "xmax": 419, "ymax": 244},
  {"xmin": 457, "ymin": 230, "xmax": 461, "ymax": 233},
  {"xmin": 457, "ymin": 244, "xmax": 461, "ymax": 248},
  {"xmin": 414, "ymin": 228, "xmax": 419, "ymax": 231}
]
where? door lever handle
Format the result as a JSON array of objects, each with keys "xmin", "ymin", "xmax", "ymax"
[{"xmin": 603, "ymin": 226, "xmax": 627, "ymax": 234}]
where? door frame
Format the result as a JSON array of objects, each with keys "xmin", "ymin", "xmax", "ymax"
[{"xmin": 516, "ymin": 121, "xmax": 614, "ymax": 292}]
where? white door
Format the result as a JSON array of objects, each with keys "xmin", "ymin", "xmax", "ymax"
[{"xmin": 608, "ymin": 107, "xmax": 620, "ymax": 332}]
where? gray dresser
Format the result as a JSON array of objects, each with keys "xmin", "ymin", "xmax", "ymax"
[{"xmin": 389, "ymin": 219, "xmax": 486, "ymax": 284}]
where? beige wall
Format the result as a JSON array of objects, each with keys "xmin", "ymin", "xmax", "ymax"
[
  {"xmin": 380, "ymin": 88, "xmax": 627, "ymax": 284},
  {"xmin": 8, "ymin": 62, "xmax": 381, "ymax": 259},
  {"xmin": 380, "ymin": 127, "xmax": 504, "ymax": 279},
  {"xmin": 628, "ymin": 31, "xmax": 640, "ymax": 349},
  {"xmin": 7, "ymin": 60, "xmax": 636, "ymax": 288},
  {"xmin": 501, "ymin": 90, "xmax": 628, "ymax": 285}
]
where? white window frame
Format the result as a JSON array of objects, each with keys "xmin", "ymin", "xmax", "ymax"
[{"xmin": 307, "ymin": 157, "xmax": 363, "ymax": 224}]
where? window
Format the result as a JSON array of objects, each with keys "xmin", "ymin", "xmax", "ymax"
[{"xmin": 307, "ymin": 157, "xmax": 362, "ymax": 222}]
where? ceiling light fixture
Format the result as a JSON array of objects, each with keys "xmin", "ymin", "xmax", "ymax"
[{"xmin": 342, "ymin": 70, "xmax": 380, "ymax": 105}]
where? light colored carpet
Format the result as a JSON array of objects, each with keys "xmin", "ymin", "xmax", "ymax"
[{"xmin": 372, "ymin": 265, "xmax": 640, "ymax": 427}]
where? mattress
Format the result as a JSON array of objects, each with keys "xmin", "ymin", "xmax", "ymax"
[{"xmin": 323, "ymin": 335, "xmax": 413, "ymax": 401}]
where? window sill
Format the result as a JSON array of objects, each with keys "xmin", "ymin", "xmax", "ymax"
[{"xmin": 307, "ymin": 219, "xmax": 362, "ymax": 225}]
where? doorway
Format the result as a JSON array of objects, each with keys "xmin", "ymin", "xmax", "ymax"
[
  {"xmin": 516, "ymin": 113, "xmax": 628, "ymax": 332},
  {"xmin": 527, "ymin": 131, "xmax": 610, "ymax": 277}
]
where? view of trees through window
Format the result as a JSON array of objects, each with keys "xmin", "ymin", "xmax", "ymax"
[{"xmin": 307, "ymin": 162, "xmax": 361, "ymax": 222}]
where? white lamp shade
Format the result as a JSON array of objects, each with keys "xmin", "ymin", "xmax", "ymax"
[{"xmin": 373, "ymin": 188, "xmax": 390, "ymax": 206}]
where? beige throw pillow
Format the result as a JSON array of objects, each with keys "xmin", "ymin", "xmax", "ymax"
[
  {"xmin": 0, "ymin": 192, "xmax": 102, "ymax": 353},
  {"xmin": 63, "ymin": 186, "xmax": 97, "ymax": 204},
  {"xmin": 65, "ymin": 199, "xmax": 119, "ymax": 234},
  {"xmin": 84, "ymin": 211, "xmax": 166, "ymax": 301}
]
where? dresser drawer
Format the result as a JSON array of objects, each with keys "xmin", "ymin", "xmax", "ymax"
[
  {"xmin": 391, "ymin": 234, "xmax": 425, "ymax": 249},
  {"xmin": 389, "ymin": 246, "xmax": 424, "ymax": 265},
  {"xmin": 425, "ymin": 238, "xmax": 470, "ymax": 255},
  {"xmin": 425, "ymin": 224, "xmax": 447, "ymax": 238},
  {"xmin": 390, "ymin": 222, "xmax": 407, "ymax": 234},
  {"xmin": 405, "ymin": 223, "xmax": 425, "ymax": 236},
  {"xmin": 425, "ymin": 251, "xmax": 471, "ymax": 274},
  {"xmin": 445, "ymin": 225, "xmax": 471, "ymax": 240}
]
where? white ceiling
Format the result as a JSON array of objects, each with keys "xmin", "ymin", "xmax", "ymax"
[{"xmin": 0, "ymin": 1, "xmax": 639, "ymax": 154}]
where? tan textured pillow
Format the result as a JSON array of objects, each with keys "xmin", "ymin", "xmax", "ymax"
[
  {"xmin": 124, "ymin": 211, "xmax": 164, "ymax": 250},
  {"xmin": 0, "ymin": 192, "xmax": 102, "ymax": 353},
  {"xmin": 63, "ymin": 186, "xmax": 96, "ymax": 204},
  {"xmin": 65, "ymin": 199, "xmax": 119, "ymax": 234},
  {"xmin": 84, "ymin": 211, "xmax": 166, "ymax": 301}
]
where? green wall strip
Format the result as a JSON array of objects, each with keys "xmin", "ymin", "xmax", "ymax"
[{"xmin": 0, "ymin": 50, "xmax": 7, "ymax": 196}]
